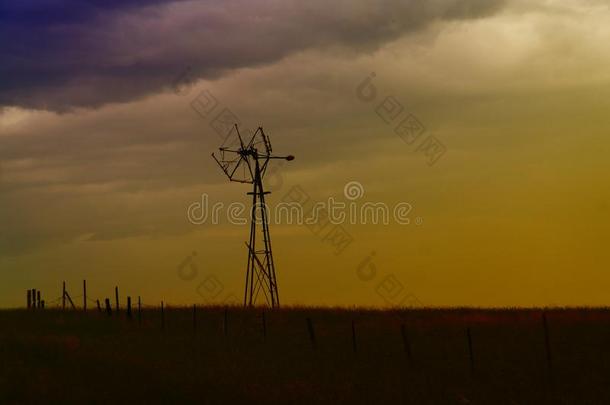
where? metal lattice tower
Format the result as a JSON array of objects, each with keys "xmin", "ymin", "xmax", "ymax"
[{"xmin": 212, "ymin": 125, "xmax": 294, "ymax": 308}]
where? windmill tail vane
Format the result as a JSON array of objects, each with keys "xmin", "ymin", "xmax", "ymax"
[{"xmin": 212, "ymin": 124, "xmax": 294, "ymax": 308}]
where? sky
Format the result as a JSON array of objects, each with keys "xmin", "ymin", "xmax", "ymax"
[{"xmin": 0, "ymin": 0, "xmax": 609, "ymax": 308}]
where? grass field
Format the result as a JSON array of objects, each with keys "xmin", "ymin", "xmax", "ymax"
[{"xmin": 2, "ymin": 307, "xmax": 610, "ymax": 404}]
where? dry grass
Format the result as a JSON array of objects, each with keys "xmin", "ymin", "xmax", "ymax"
[{"xmin": 1, "ymin": 307, "xmax": 610, "ymax": 404}]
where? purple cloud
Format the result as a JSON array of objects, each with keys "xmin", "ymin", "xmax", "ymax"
[{"xmin": 0, "ymin": 0, "xmax": 507, "ymax": 111}]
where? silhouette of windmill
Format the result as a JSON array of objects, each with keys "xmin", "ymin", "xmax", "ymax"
[{"xmin": 212, "ymin": 125, "xmax": 294, "ymax": 308}]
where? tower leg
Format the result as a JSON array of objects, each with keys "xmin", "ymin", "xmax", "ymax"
[
  {"xmin": 243, "ymin": 158, "xmax": 280, "ymax": 308},
  {"xmin": 245, "ymin": 180, "xmax": 258, "ymax": 307}
]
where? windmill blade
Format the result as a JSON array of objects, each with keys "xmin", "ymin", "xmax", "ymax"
[
  {"xmin": 228, "ymin": 158, "xmax": 255, "ymax": 184},
  {"xmin": 213, "ymin": 148, "xmax": 254, "ymax": 183},
  {"xmin": 211, "ymin": 152, "xmax": 232, "ymax": 179},
  {"xmin": 233, "ymin": 124, "xmax": 246, "ymax": 150},
  {"xmin": 220, "ymin": 124, "xmax": 245, "ymax": 151},
  {"xmin": 246, "ymin": 127, "xmax": 259, "ymax": 148},
  {"xmin": 228, "ymin": 155, "xmax": 247, "ymax": 181},
  {"xmin": 246, "ymin": 127, "xmax": 271, "ymax": 155},
  {"xmin": 260, "ymin": 127, "xmax": 272, "ymax": 153}
]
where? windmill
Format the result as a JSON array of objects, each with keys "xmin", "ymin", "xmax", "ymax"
[{"xmin": 212, "ymin": 125, "xmax": 294, "ymax": 308}]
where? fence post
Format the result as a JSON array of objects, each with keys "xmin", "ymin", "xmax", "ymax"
[
  {"xmin": 306, "ymin": 317, "xmax": 316, "ymax": 349},
  {"xmin": 193, "ymin": 304, "xmax": 197, "ymax": 333},
  {"xmin": 161, "ymin": 301, "xmax": 165, "ymax": 331},
  {"xmin": 127, "ymin": 296, "xmax": 132, "ymax": 319},
  {"xmin": 32, "ymin": 289, "xmax": 37, "ymax": 311},
  {"xmin": 223, "ymin": 307, "xmax": 228, "ymax": 337},
  {"xmin": 37, "ymin": 291, "xmax": 41, "ymax": 308},
  {"xmin": 400, "ymin": 324, "xmax": 413, "ymax": 363},
  {"xmin": 543, "ymin": 312, "xmax": 553, "ymax": 385},
  {"xmin": 83, "ymin": 280, "xmax": 87, "ymax": 312},
  {"xmin": 467, "ymin": 327, "xmax": 475, "ymax": 377},
  {"xmin": 115, "ymin": 286, "xmax": 120, "ymax": 313},
  {"xmin": 105, "ymin": 298, "xmax": 112, "ymax": 316},
  {"xmin": 27, "ymin": 290, "xmax": 31, "ymax": 309},
  {"xmin": 96, "ymin": 299, "xmax": 101, "ymax": 312},
  {"xmin": 351, "ymin": 320, "xmax": 357, "ymax": 354}
]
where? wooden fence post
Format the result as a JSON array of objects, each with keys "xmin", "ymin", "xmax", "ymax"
[
  {"xmin": 306, "ymin": 317, "xmax": 316, "ymax": 349},
  {"xmin": 105, "ymin": 298, "xmax": 112, "ymax": 316},
  {"xmin": 161, "ymin": 301, "xmax": 165, "ymax": 331},
  {"xmin": 400, "ymin": 324, "xmax": 413, "ymax": 363},
  {"xmin": 83, "ymin": 280, "xmax": 87, "ymax": 312},
  {"xmin": 193, "ymin": 304, "xmax": 197, "ymax": 333},
  {"xmin": 37, "ymin": 291, "xmax": 41, "ymax": 308},
  {"xmin": 223, "ymin": 307, "xmax": 228, "ymax": 337},
  {"xmin": 543, "ymin": 312, "xmax": 553, "ymax": 385},
  {"xmin": 127, "ymin": 296, "xmax": 132, "ymax": 319},
  {"xmin": 467, "ymin": 327, "xmax": 475, "ymax": 377},
  {"xmin": 27, "ymin": 290, "xmax": 31, "ymax": 309},
  {"xmin": 64, "ymin": 291, "xmax": 76, "ymax": 310},
  {"xmin": 96, "ymin": 299, "xmax": 101, "ymax": 312},
  {"xmin": 32, "ymin": 289, "xmax": 37, "ymax": 311},
  {"xmin": 351, "ymin": 320, "xmax": 357, "ymax": 354},
  {"xmin": 115, "ymin": 286, "xmax": 120, "ymax": 313}
]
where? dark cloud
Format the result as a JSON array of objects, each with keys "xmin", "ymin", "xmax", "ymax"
[
  {"xmin": 0, "ymin": 0, "xmax": 506, "ymax": 111},
  {"xmin": 0, "ymin": 0, "xmax": 182, "ymax": 25}
]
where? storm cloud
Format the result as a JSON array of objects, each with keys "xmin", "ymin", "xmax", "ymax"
[{"xmin": 0, "ymin": 0, "xmax": 507, "ymax": 111}]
